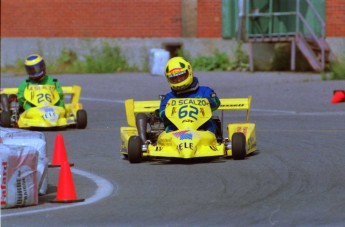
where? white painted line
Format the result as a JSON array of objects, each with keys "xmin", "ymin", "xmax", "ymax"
[
  {"xmin": 297, "ymin": 111, "xmax": 345, "ymax": 116},
  {"xmin": 1, "ymin": 168, "xmax": 115, "ymax": 218},
  {"xmin": 79, "ymin": 97, "xmax": 345, "ymax": 117},
  {"xmin": 252, "ymin": 108, "xmax": 296, "ymax": 114},
  {"xmin": 252, "ymin": 108, "xmax": 345, "ymax": 116},
  {"xmin": 80, "ymin": 97, "xmax": 124, "ymax": 103}
]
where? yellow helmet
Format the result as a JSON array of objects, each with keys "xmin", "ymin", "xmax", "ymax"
[
  {"xmin": 24, "ymin": 54, "xmax": 46, "ymax": 81},
  {"xmin": 165, "ymin": 57, "xmax": 193, "ymax": 91}
]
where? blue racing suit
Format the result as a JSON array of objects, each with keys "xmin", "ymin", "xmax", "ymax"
[{"xmin": 159, "ymin": 77, "xmax": 220, "ymax": 133}]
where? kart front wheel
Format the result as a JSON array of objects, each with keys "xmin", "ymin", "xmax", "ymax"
[
  {"xmin": 76, "ymin": 109, "xmax": 87, "ymax": 129},
  {"xmin": 1, "ymin": 111, "xmax": 12, "ymax": 128},
  {"xmin": 128, "ymin": 136, "xmax": 143, "ymax": 163},
  {"xmin": 232, "ymin": 132, "xmax": 246, "ymax": 160}
]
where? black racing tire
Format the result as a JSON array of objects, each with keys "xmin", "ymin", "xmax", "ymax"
[
  {"xmin": 1, "ymin": 94, "xmax": 10, "ymax": 112},
  {"xmin": 232, "ymin": 132, "xmax": 246, "ymax": 160},
  {"xmin": 76, "ymin": 109, "xmax": 87, "ymax": 129},
  {"xmin": 1, "ymin": 111, "xmax": 12, "ymax": 128},
  {"xmin": 128, "ymin": 136, "xmax": 143, "ymax": 163},
  {"xmin": 123, "ymin": 154, "xmax": 128, "ymax": 160}
]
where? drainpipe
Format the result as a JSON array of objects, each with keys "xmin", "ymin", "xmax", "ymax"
[{"xmin": 237, "ymin": 0, "xmax": 246, "ymax": 41}]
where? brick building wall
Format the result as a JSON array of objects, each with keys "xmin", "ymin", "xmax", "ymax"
[
  {"xmin": 0, "ymin": 0, "xmax": 221, "ymax": 38},
  {"xmin": 1, "ymin": 0, "xmax": 183, "ymax": 37},
  {"xmin": 197, "ymin": 0, "xmax": 221, "ymax": 37},
  {"xmin": 1, "ymin": 0, "xmax": 344, "ymax": 38},
  {"xmin": 326, "ymin": 0, "xmax": 345, "ymax": 37}
]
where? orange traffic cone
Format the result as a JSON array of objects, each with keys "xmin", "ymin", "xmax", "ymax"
[
  {"xmin": 331, "ymin": 90, "xmax": 345, "ymax": 104},
  {"xmin": 50, "ymin": 161, "xmax": 85, "ymax": 203},
  {"xmin": 49, "ymin": 134, "xmax": 74, "ymax": 167}
]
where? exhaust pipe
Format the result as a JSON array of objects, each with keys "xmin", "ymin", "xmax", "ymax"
[{"xmin": 136, "ymin": 113, "xmax": 147, "ymax": 144}]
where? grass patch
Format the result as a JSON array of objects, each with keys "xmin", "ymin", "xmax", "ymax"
[
  {"xmin": 1, "ymin": 42, "xmax": 138, "ymax": 75},
  {"xmin": 51, "ymin": 43, "xmax": 138, "ymax": 73},
  {"xmin": 182, "ymin": 42, "xmax": 249, "ymax": 71},
  {"xmin": 0, "ymin": 41, "xmax": 250, "ymax": 74},
  {"xmin": 190, "ymin": 50, "xmax": 231, "ymax": 71},
  {"xmin": 321, "ymin": 56, "xmax": 345, "ymax": 80}
]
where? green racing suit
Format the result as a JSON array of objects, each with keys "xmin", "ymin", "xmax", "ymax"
[{"xmin": 17, "ymin": 75, "xmax": 65, "ymax": 110}]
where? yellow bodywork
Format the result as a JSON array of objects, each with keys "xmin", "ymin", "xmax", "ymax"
[
  {"xmin": 0, "ymin": 85, "xmax": 84, "ymax": 128},
  {"xmin": 120, "ymin": 96, "xmax": 257, "ymax": 160},
  {"xmin": 218, "ymin": 96, "xmax": 256, "ymax": 156}
]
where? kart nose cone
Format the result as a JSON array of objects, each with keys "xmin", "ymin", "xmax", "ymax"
[{"xmin": 177, "ymin": 142, "xmax": 197, "ymax": 158}]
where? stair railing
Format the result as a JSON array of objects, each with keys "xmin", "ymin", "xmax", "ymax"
[
  {"xmin": 245, "ymin": 0, "xmax": 326, "ymax": 70},
  {"xmin": 296, "ymin": 0, "xmax": 325, "ymax": 69}
]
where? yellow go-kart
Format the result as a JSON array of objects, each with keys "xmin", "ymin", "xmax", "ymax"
[
  {"xmin": 0, "ymin": 85, "xmax": 87, "ymax": 129},
  {"xmin": 120, "ymin": 97, "xmax": 257, "ymax": 163}
]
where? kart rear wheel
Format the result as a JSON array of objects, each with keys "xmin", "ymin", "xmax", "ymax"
[
  {"xmin": 232, "ymin": 132, "xmax": 246, "ymax": 160},
  {"xmin": 1, "ymin": 111, "xmax": 12, "ymax": 127},
  {"xmin": 76, "ymin": 109, "xmax": 87, "ymax": 129},
  {"xmin": 128, "ymin": 136, "xmax": 143, "ymax": 163},
  {"xmin": 1, "ymin": 94, "xmax": 10, "ymax": 112}
]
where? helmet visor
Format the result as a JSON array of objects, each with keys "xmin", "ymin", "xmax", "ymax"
[
  {"xmin": 168, "ymin": 70, "xmax": 189, "ymax": 84},
  {"xmin": 26, "ymin": 65, "xmax": 41, "ymax": 76},
  {"xmin": 25, "ymin": 61, "xmax": 45, "ymax": 77}
]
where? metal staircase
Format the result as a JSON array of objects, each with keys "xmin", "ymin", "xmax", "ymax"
[{"xmin": 244, "ymin": 0, "xmax": 331, "ymax": 72}]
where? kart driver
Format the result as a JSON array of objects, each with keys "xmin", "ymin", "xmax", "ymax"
[
  {"xmin": 159, "ymin": 56, "xmax": 220, "ymax": 133},
  {"xmin": 16, "ymin": 54, "xmax": 65, "ymax": 111}
]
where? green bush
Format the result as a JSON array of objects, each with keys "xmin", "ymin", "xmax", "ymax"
[
  {"xmin": 27, "ymin": 43, "xmax": 137, "ymax": 74},
  {"xmin": 189, "ymin": 43, "xmax": 249, "ymax": 71},
  {"xmin": 191, "ymin": 50, "xmax": 231, "ymax": 71},
  {"xmin": 3, "ymin": 41, "xmax": 249, "ymax": 74},
  {"xmin": 328, "ymin": 57, "xmax": 345, "ymax": 80},
  {"xmin": 321, "ymin": 56, "xmax": 345, "ymax": 81},
  {"xmin": 80, "ymin": 43, "xmax": 137, "ymax": 73},
  {"xmin": 48, "ymin": 49, "xmax": 80, "ymax": 74},
  {"xmin": 231, "ymin": 41, "xmax": 249, "ymax": 70}
]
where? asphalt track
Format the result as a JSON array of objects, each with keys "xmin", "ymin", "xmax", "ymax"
[{"xmin": 1, "ymin": 72, "xmax": 345, "ymax": 226}]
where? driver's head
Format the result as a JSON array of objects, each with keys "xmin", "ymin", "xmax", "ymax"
[
  {"xmin": 165, "ymin": 57, "xmax": 193, "ymax": 92},
  {"xmin": 25, "ymin": 54, "xmax": 46, "ymax": 82}
]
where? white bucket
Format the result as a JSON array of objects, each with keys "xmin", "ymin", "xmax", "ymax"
[{"xmin": 149, "ymin": 48, "xmax": 170, "ymax": 76}]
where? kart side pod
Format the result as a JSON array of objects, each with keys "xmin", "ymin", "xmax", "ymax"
[
  {"xmin": 227, "ymin": 123, "xmax": 256, "ymax": 159},
  {"xmin": 218, "ymin": 97, "xmax": 257, "ymax": 159}
]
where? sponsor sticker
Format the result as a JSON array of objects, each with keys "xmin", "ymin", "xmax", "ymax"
[
  {"xmin": 180, "ymin": 133, "xmax": 192, "ymax": 140},
  {"xmin": 170, "ymin": 99, "xmax": 208, "ymax": 106},
  {"xmin": 173, "ymin": 130, "xmax": 190, "ymax": 138},
  {"xmin": 177, "ymin": 142, "xmax": 193, "ymax": 151}
]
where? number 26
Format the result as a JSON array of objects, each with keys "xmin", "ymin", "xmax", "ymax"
[{"xmin": 37, "ymin": 93, "xmax": 52, "ymax": 103}]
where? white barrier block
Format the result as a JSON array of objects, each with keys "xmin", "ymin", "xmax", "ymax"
[
  {"xmin": 0, "ymin": 144, "xmax": 39, "ymax": 209},
  {"xmin": 0, "ymin": 127, "xmax": 48, "ymax": 195}
]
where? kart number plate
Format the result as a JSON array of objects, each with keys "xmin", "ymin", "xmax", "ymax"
[{"xmin": 43, "ymin": 112, "xmax": 59, "ymax": 121}]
